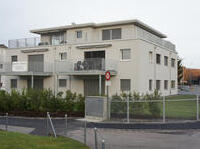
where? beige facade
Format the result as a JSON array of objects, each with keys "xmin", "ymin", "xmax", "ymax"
[{"xmin": 0, "ymin": 19, "xmax": 178, "ymax": 96}]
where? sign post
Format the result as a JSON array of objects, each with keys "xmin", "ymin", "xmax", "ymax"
[{"xmin": 105, "ymin": 71, "xmax": 111, "ymax": 120}]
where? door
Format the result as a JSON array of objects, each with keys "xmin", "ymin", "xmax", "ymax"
[
  {"xmin": 84, "ymin": 79, "xmax": 105, "ymax": 96},
  {"xmin": 27, "ymin": 77, "xmax": 44, "ymax": 90},
  {"xmin": 28, "ymin": 54, "xmax": 44, "ymax": 72}
]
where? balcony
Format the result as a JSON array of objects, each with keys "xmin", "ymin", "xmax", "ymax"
[
  {"xmin": 8, "ymin": 37, "xmax": 67, "ymax": 49},
  {"xmin": 0, "ymin": 58, "xmax": 118, "ymax": 76}
]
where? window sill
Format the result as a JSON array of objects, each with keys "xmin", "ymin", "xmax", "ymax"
[{"xmin": 120, "ymin": 59, "xmax": 131, "ymax": 62}]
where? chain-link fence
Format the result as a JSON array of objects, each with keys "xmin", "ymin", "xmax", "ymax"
[
  {"xmin": 110, "ymin": 96, "xmax": 199, "ymax": 123},
  {"xmin": 0, "ymin": 112, "xmax": 109, "ymax": 149}
]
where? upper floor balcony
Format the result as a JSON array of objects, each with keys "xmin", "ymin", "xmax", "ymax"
[{"xmin": 0, "ymin": 58, "xmax": 118, "ymax": 76}]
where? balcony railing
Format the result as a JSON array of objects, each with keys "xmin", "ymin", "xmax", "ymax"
[
  {"xmin": 8, "ymin": 37, "xmax": 68, "ymax": 49},
  {"xmin": 0, "ymin": 58, "xmax": 118, "ymax": 75}
]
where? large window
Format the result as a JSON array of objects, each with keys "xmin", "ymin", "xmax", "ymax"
[
  {"xmin": 59, "ymin": 52, "xmax": 67, "ymax": 60},
  {"xmin": 102, "ymin": 28, "xmax": 121, "ymax": 40},
  {"xmin": 164, "ymin": 80, "xmax": 168, "ymax": 90},
  {"xmin": 11, "ymin": 55, "xmax": 18, "ymax": 62},
  {"xmin": 164, "ymin": 56, "xmax": 168, "ymax": 66},
  {"xmin": 171, "ymin": 80, "xmax": 175, "ymax": 89},
  {"xmin": 171, "ymin": 58, "xmax": 175, "ymax": 67},
  {"xmin": 156, "ymin": 80, "xmax": 161, "ymax": 90},
  {"xmin": 59, "ymin": 79, "xmax": 67, "ymax": 87},
  {"xmin": 0, "ymin": 64, "xmax": 3, "ymax": 69},
  {"xmin": 156, "ymin": 54, "xmax": 161, "ymax": 64},
  {"xmin": 11, "ymin": 79, "xmax": 17, "ymax": 88},
  {"xmin": 121, "ymin": 49, "xmax": 131, "ymax": 60},
  {"xmin": 52, "ymin": 33, "xmax": 64, "ymax": 45},
  {"xmin": 120, "ymin": 79, "xmax": 131, "ymax": 91},
  {"xmin": 149, "ymin": 79, "xmax": 153, "ymax": 91}
]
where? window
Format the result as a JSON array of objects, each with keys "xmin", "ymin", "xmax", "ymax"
[
  {"xmin": 11, "ymin": 55, "xmax": 17, "ymax": 62},
  {"xmin": 60, "ymin": 52, "xmax": 67, "ymax": 60},
  {"xmin": 171, "ymin": 80, "xmax": 175, "ymax": 89},
  {"xmin": 171, "ymin": 58, "xmax": 175, "ymax": 67},
  {"xmin": 149, "ymin": 80, "xmax": 153, "ymax": 91},
  {"xmin": 76, "ymin": 31, "xmax": 82, "ymax": 38},
  {"xmin": 149, "ymin": 51, "xmax": 153, "ymax": 64},
  {"xmin": 156, "ymin": 54, "xmax": 161, "ymax": 64},
  {"xmin": 120, "ymin": 79, "xmax": 131, "ymax": 91},
  {"xmin": 52, "ymin": 33, "xmax": 64, "ymax": 45},
  {"xmin": 0, "ymin": 64, "xmax": 3, "ymax": 69},
  {"xmin": 59, "ymin": 79, "xmax": 67, "ymax": 87},
  {"xmin": 156, "ymin": 80, "xmax": 161, "ymax": 90},
  {"xmin": 164, "ymin": 80, "xmax": 168, "ymax": 90},
  {"xmin": 164, "ymin": 56, "xmax": 168, "ymax": 66},
  {"xmin": 121, "ymin": 49, "xmax": 131, "ymax": 60},
  {"xmin": 11, "ymin": 79, "xmax": 17, "ymax": 88},
  {"xmin": 102, "ymin": 28, "xmax": 121, "ymax": 40}
]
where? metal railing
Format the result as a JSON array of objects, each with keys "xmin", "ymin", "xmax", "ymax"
[
  {"xmin": 8, "ymin": 37, "xmax": 40, "ymax": 49},
  {"xmin": 0, "ymin": 59, "xmax": 118, "ymax": 74},
  {"xmin": 74, "ymin": 58, "xmax": 118, "ymax": 72}
]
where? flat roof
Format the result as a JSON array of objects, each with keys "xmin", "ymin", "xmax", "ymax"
[{"xmin": 30, "ymin": 19, "xmax": 167, "ymax": 38}]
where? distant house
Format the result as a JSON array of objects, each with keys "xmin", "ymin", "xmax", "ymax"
[{"xmin": 183, "ymin": 67, "xmax": 200, "ymax": 85}]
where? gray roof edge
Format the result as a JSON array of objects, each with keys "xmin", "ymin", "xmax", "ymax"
[{"xmin": 30, "ymin": 19, "xmax": 167, "ymax": 38}]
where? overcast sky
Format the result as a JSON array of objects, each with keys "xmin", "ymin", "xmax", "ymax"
[{"xmin": 0, "ymin": 0, "xmax": 199, "ymax": 68}]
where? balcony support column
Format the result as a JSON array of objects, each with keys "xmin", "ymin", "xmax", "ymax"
[
  {"xmin": 99, "ymin": 75, "xmax": 102, "ymax": 96},
  {"xmin": 31, "ymin": 74, "xmax": 34, "ymax": 89}
]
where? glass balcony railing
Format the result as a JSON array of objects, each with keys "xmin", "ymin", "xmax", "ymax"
[{"xmin": 0, "ymin": 58, "xmax": 118, "ymax": 74}]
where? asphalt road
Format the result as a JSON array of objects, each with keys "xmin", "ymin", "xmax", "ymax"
[{"xmin": 1, "ymin": 117, "xmax": 200, "ymax": 149}]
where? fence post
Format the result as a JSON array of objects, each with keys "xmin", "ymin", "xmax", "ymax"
[
  {"xmin": 127, "ymin": 95, "xmax": 130, "ymax": 123},
  {"xmin": 163, "ymin": 96, "xmax": 166, "ymax": 123},
  {"xmin": 197, "ymin": 95, "xmax": 199, "ymax": 121},
  {"xmin": 65, "ymin": 114, "xmax": 67, "ymax": 136},
  {"xmin": 5, "ymin": 113, "xmax": 8, "ymax": 131},
  {"xmin": 94, "ymin": 127, "xmax": 98, "ymax": 149},
  {"xmin": 102, "ymin": 140, "xmax": 105, "ymax": 149},
  {"xmin": 46, "ymin": 112, "xmax": 49, "ymax": 136},
  {"xmin": 84, "ymin": 119, "xmax": 87, "ymax": 145}
]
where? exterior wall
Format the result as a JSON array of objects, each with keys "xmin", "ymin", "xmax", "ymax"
[{"xmin": 2, "ymin": 23, "xmax": 178, "ymax": 96}]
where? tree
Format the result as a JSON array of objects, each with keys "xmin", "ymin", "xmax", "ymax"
[{"xmin": 177, "ymin": 58, "xmax": 183, "ymax": 85}]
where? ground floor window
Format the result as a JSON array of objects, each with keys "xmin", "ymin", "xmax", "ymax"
[
  {"xmin": 149, "ymin": 79, "xmax": 152, "ymax": 91},
  {"xmin": 156, "ymin": 80, "xmax": 161, "ymax": 90},
  {"xmin": 171, "ymin": 80, "xmax": 175, "ymax": 89},
  {"xmin": 59, "ymin": 79, "xmax": 67, "ymax": 87},
  {"xmin": 120, "ymin": 79, "xmax": 131, "ymax": 91},
  {"xmin": 11, "ymin": 79, "xmax": 17, "ymax": 88},
  {"xmin": 164, "ymin": 80, "xmax": 168, "ymax": 90}
]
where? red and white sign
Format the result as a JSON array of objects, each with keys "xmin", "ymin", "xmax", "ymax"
[{"xmin": 105, "ymin": 71, "xmax": 111, "ymax": 81}]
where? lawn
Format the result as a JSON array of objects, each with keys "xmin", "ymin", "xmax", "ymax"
[{"xmin": 0, "ymin": 130, "xmax": 89, "ymax": 149}]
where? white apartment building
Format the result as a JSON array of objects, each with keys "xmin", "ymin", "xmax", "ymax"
[{"xmin": 0, "ymin": 19, "xmax": 177, "ymax": 96}]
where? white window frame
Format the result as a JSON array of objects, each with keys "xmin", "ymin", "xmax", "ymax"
[
  {"xmin": 120, "ymin": 49, "xmax": 131, "ymax": 61},
  {"xmin": 76, "ymin": 31, "xmax": 82, "ymax": 38}
]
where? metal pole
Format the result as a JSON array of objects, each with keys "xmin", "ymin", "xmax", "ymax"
[
  {"xmin": 84, "ymin": 119, "xmax": 87, "ymax": 145},
  {"xmin": 65, "ymin": 114, "xmax": 67, "ymax": 136},
  {"xmin": 107, "ymin": 85, "xmax": 109, "ymax": 120},
  {"xmin": 5, "ymin": 113, "xmax": 8, "ymax": 131},
  {"xmin": 102, "ymin": 140, "xmax": 105, "ymax": 149},
  {"xmin": 127, "ymin": 94, "xmax": 130, "ymax": 123},
  {"xmin": 99, "ymin": 75, "xmax": 102, "ymax": 96},
  {"xmin": 46, "ymin": 112, "xmax": 49, "ymax": 136},
  {"xmin": 197, "ymin": 95, "xmax": 199, "ymax": 121},
  {"xmin": 47, "ymin": 112, "xmax": 57, "ymax": 138},
  {"xmin": 84, "ymin": 98, "xmax": 87, "ymax": 145},
  {"xmin": 163, "ymin": 96, "xmax": 166, "ymax": 123},
  {"xmin": 94, "ymin": 127, "xmax": 98, "ymax": 149}
]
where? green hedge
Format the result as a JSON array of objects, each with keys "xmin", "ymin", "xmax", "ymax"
[{"xmin": 0, "ymin": 89, "xmax": 85, "ymax": 114}]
